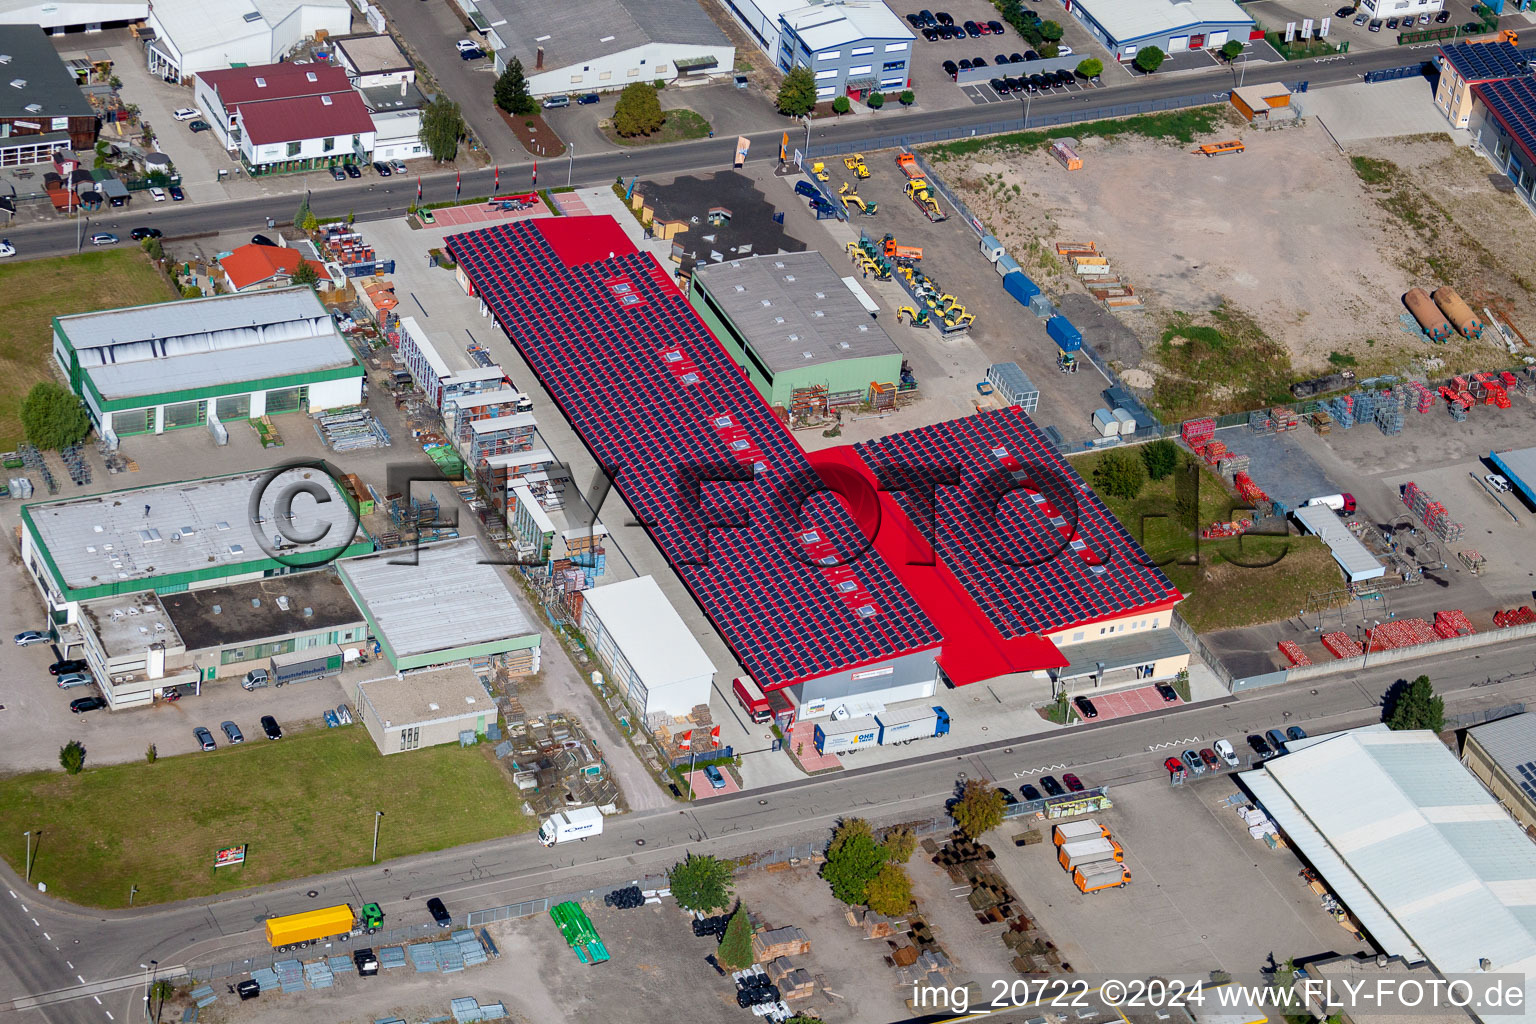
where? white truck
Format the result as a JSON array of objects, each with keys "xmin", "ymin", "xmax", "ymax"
[
  {"xmin": 538, "ymin": 806, "xmax": 604, "ymax": 846},
  {"xmin": 1303, "ymin": 493, "xmax": 1356, "ymax": 515},
  {"xmin": 1052, "ymin": 819, "xmax": 1109, "ymax": 846}
]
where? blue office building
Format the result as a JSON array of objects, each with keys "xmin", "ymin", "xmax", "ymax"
[{"xmin": 724, "ymin": 0, "xmax": 914, "ymax": 100}]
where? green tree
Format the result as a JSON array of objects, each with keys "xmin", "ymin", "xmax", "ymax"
[
  {"xmin": 882, "ymin": 828, "xmax": 916, "ymax": 863},
  {"xmin": 300, "ymin": 209, "xmax": 319, "ymax": 233},
  {"xmin": 1092, "ymin": 449, "xmax": 1146, "ymax": 500},
  {"xmin": 822, "ymin": 818, "xmax": 888, "ymax": 905},
  {"xmin": 494, "ymin": 57, "xmax": 537, "ymax": 115},
  {"xmin": 21, "ymin": 382, "xmax": 90, "ymax": 450},
  {"xmin": 180, "ymin": 284, "xmax": 202, "ymax": 299},
  {"xmin": 1385, "ymin": 675, "xmax": 1445, "ymax": 732},
  {"xmin": 420, "ymin": 95, "xmax": 466, "ymax": 162},
  {"xmin": 864, "ymin": 862, "xmax": 912, "ymax": 916},
  {"xmin": 668, "ymin": 853, "xmax": 734, "ymax": 911},
  {"xmin": 899, "ymin": 90, "xmax": 915, "ymax": 106},
  {"xmin": 293, "ymin": 196, "xmax": 311, "ymax": 230},
  {"xmin": 867, "ymin": 91, "xmax": 885, "ymax": 109},
  {"xmin": 1220, "ymin": 40, "xmax": 1244, "ymax": 61},
  {"xmin": 1076, "ymin": 58, "xmax": 1104, "ymax": 79},
  {"xmin": 290, "ymin": 260, "xmax": 321, "ymax": 288},
  {"xmin": 777, "ymin": 66, "xmax": 817, "ymax": 117},
  {"xmin": 717, "ymin": 904, "xmax": 753, "ymax": 969},
  {"xmin": 1141, "ymin": 438, "xmax": 1179, "ymax": 481},
  {"xmin": 612, "ymin": 82, "xmax": 665, "ymax": 137},
  {"xmin": 60, "ymin": 739, "xmax": 86, "ymax": 775},
  {"xmin": 1039, "ymin": 19, "xmax": 1064, "ymax": 40},
  {"xmin": 1134, "ymin": 46, "xmax": 1166, "ymax": 73},
  {"xmin": 1039, "ymin": 42, "xmax": 1060, "ymax": 58},
  {"xmin": 951, "ymin": 779, "xmax": 1006, "ymax": 839},
  {"xmin": 145, "ymin": 743, "xmax": 157, "ymax": 764},
  {"xmin": 831, "ymin": 96, "xmax": 851, "ymax": 114}
]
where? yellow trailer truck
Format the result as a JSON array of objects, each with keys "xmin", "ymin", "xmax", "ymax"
[{"xmin": 264, "ymin": 903, "xmax": 383, "ymax": 952}]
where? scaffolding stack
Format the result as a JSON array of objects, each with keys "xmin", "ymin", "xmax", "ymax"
[
  {"xmin": 1327, "ymin": 396, "xmax": 1355, "ymax": 429},
  {"xmin": 1374, "ymin": 403, "xmax": 1403, "ymax": 436},
  {"xmin": 315, "ymin": 407, "xmax": 392, "ymax": 451},
  {"xmin": 1402, "ymin": 481, "xmax": 1465, "ymax": 542},
  {"xmin": 1248, "ymin": 409, "xmax": 1275, "ymax": 434},
  {"xmin": 61, "ymin": 442, "xmax": 91, "ymax": 486},
  {"xmin": 19, "ymin": 444, "xmax": 57, "ymax": 495}
]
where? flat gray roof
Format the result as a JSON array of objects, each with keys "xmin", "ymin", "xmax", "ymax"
[
  {"xmin": 477, "ymin": 0, "xmax": 727, "ymax": 71},
  {"xmin": 330, "ymin": 32, "xmax": 413, "ymax": 74},
  {"xmin": 693, "ymin": 251, "xmax": 901, "ymax": 375},
  {"xmin": 1492, "ymin": 446, "xmax": 1536, "ymax": 505},
  {"xmin": 1295, "ymin": 505, "xmax": 1386, "ymax": 583},
  {"xmin": 1055, "ymin": 628, "xmax": 1188, "ymax": 678},
  {"xmin": 0, "ymin": 25, "xmax": 95, "ymax": 120},
  {"xmin": 25, "ymin": 469, "xmax": 362, "ymax": 591},
  {"xmin": 79, "ymin": 591, "xmax": 185, "ymax": 659},
  {"xmin": 56, "ymin": 287, "xmax": 360, "ymax": 402},
  {"xmin": 1468, "ymin": 712, "xmax": 1536, "ymax": 790},
  {"xmin": 358, "ymin": 667, "xmax": 492, "ymax": 729},
  {"xmin": 338, "ymin": 538, "xmax": 535, "ymax": 660},
  {"xmin": 159, "ymin": 570, "xmax": 364, "ymax": 652},
  {"xmin": 357, "ymin": 81, "xmax": 426, "ymax": 114}
]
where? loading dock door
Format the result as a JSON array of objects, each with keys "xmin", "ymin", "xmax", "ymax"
[
  {"xmin": 1168, "ymin": 35, "xmax": 1189, "ymax": 51},
  {"xmin": 1207, "ymin": 29, "xmax": 1229, "ymax": 46}
]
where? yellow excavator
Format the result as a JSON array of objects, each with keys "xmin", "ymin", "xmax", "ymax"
[
  {"xmin": 897, "ymin": 306, "xmax": 931, "ymax": 328},
  {"xmin": 843, "ymin": 153, "xmax": 871, "ymax": 178},
  {"xmin": 837, "ymin": 183, "xmax": 877, "ymax": 215}
]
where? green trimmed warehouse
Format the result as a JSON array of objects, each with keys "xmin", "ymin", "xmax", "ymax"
[
  {"xmin": 52, "ymin": 286, "xmax": 364, "ymax": 441},
  {"xmin": 689, "ymin": 251, "xmax": 903, "ymax": 411}
]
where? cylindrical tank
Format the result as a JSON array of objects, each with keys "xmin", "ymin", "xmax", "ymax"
[
  {"xmin": 1403, "ymin": 288, "xmax": 1452, "ymax": 341},
  {"xmin": 1431, "ymin": 286, "xmax": 1483, "ymax": 338}
]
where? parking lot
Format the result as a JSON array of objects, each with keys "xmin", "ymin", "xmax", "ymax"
[
  {"xmin": 1242, "ymin": 0, "xmax": 1489, "ymax": 51},
  {"xmin": 1078, "ymin": 684, "xmax": 1184, "ymax": 722}
]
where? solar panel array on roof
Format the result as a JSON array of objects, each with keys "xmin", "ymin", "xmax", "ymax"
[
  {"xmin": 1441, "ymin": 40, "xmax": 1533, "ymax": 84},
  {"xmin": 852, "ymin": 406, "xmax": 1180, "ymax": 637},
  {"xmin": 446, "ymin": 218, "xmax": 942, "ymax": 689},
  {"xmin": 1517, "ymin": 761, "xmax": 1536, "ymax": 803},
  {"xmin": 1476, "ymin": 76, "xmax": 1536, "ymax": 166}
]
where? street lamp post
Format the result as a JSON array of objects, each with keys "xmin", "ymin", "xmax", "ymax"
[
  {"xmin": 1022, "ymin": 90, "xmax": 1034, "ymax": 130},
  {"xmin": 372, "ymin": 810, "xmax": 384, "ymax": 863},
  {"xmin": 23, "ymin": 830, "xmax": 33, "ymax": 883},
  {"xmin": 129, "ymin": 884, "xmax": 138, "ymax": 907},
  {"xmin": 803, "ymin": 117, "xmax": 812, "ymax": 162},
  {"xmin": 145, "ymin": 960, "xmax": 158, "ymax": 1021},
  {"xmin": 567, "ymin": 144, "xmax": 575, "ymax": 188}
]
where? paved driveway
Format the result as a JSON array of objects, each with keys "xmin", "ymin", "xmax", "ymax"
[{"xmin": 1080, "ymin": 683, "xmax": 1182, "ymax": 722}]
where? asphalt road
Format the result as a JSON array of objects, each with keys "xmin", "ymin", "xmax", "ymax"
[
  {"xmin": 6, "ymin": 641, "xmax": 1536, "ymax": 1024},
  {"xmin": 0, "ymin": 41, "xmax": 1503, "ymax": 263}
]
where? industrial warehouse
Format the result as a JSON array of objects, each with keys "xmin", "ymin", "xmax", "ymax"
[{"xmin": 447, "ymin": 215, "xmax": 1183, "ymax": 718}]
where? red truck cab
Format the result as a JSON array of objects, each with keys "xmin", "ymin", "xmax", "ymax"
[{"xmin": 732, "ymin": 676, "xmax": 772, "ymax": 724}]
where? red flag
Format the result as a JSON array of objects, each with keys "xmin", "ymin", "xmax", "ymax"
[
  {"xmin": 455, "ymin": 171, "xmax": 461, "ymax": 198},
  {"xmin": 678, "ymin": 729, "xmax": 692, "ymax": 751},
  {"xmin": 531, "ymin": 159, "xmax": 538, "ymax": 186},
  {"xmin": 494, "ymin": 165, "xmax": 500, "ymax": 191},
  {"xmin": 416, "ymin": 176, "xmax": 422, "ymax": 202},
  {"xmin": 710, "ymin": 726, "xmax": 721, "ymax": 748}
]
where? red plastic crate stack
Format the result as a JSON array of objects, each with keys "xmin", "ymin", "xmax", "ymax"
[
  {"xmin": 1278, "ymin": 640, "xmax": 1312, "ymax": 667},
  {"xmin": 1433, "ymin": 609, "xmax": 1475, "ymax": 638},
  {"xmin": 1202, "ymin": 440, "xmax": 1229, "ymax": 465},
  {"xmin": 1407, "ymin": 380, "xmax": 1435, "ymax": 414},
  {"xmin": 1233, "ymin": 471, "xmax": 1269, "ymax": 504},
  {"xmin": 1321, "ymin": 632, "xmax": 1363, "ymax": 659},
  {"xmin": 1486, "ymin": 383, "xmax": 1511, "ymax": 408},
  {"xmin": 1365, "ymin": 618, "xmax": 1439, "ymax": 651},
  {"xmin": 1272, "ymin": 407, "xmax": 1300, "ymax": 431},
  {"xmin": 1181, "ymin": 418, "xmax": 1215, "ymax": 447},
  {"xmin": 1501, "ymin": 371, "xmax": 1519, "ymax": 388},
  {"xmin": 1494, "ymin": 606, "xmax": 1536, "ymax": 627}
]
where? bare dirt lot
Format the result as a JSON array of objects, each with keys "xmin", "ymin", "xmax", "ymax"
[{"xmin": 935, "ymin": 116, "xmax": 1536, "ymax": 417}]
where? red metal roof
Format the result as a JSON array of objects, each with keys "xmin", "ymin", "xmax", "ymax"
[
  {"xmin": 221, "ymin": 243, "xmax": 327, "ymax": 291},
  {"xmin": 237, "ymin": 92, "xmax": 374, "ymax": 147},
  {"xmin": 197, "ymin": 62, "xmax": 352, "ymax": 107}
]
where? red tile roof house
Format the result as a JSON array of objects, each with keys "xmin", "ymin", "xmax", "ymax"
[
  {"xmin": 193, "ymin": 63, "xmax": 376, "ymax": 174},
  {"xmin": 221, "ymin": 243, "xmax": 335, "ymax": 293}
]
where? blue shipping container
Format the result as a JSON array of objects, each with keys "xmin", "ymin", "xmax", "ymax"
[
  {"xmin": 1047, "ymin": 315, "xmax": 1082, "ymax": 352},
  {"xmin": 1002, "ymin": 270, "xmax": 1040, "ymax": 307}
]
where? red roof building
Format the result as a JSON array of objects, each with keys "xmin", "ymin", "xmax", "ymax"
[
  {"xmin": 221, "ymin": 244, "xmax": 332, "ymax": 293},
  {"xmin": 192, "ymin": 62, "xmax": 377, "ymax": 173}
]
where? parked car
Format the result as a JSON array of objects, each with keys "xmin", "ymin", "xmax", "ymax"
[
  {"xmin": 371, "ymin": 161, "xmax": 392, "ymax": 176},
  {"xmin": 990, "ymin": 77, "xmax": 1009, "ymax": 95},
  {"xmin": 971, "ymin": 55, "xmax": 988, "ymax": 66},
  {"xmin": 1435, "ymin": 10, "xmax": 1450, "ymax": 22},
  {"xmin": 1265, "ymin": 728, "xmax": 1290, "ymax": 755},
  {"xmin": 994, "ymin": 53, "xmax": 1011, "ymax": 65},
  {"xmin": 1487, "ymin": 473, "xmax": 1512, "ymax": 492},
  {"xmin": 1054, "ymin": 69, "xmax": 1075, "ymax": 85},
  {"xmin": 958, "ymin": 58, "xmax": 973, "ymax": 71},
  {"xmin": 109, "ymin": 195, "xmax": 126, "ymax": 208},
  {"xmin": 337, "ymin": 704, "xmax": 354, "ymax": 725},
  {"xmin": 250, "ymin": 234, "xmax": 277, "ymax": 247},
  {"xmin": 577, "ymin": 93, "xmax": 600, "ymax": 104},
  {"xmin": 242, "ymin": 668, "xmax": 269, "ymax": 690},
  {"xmin": 1334, "ymin": 5, "xmax": 1354, "ymax": 15},
  {"xmin": 942, "ymin": 59, "xmax": 959, "ymax": 78},
  {"xmin": 1028, "ymin": 74, "xmax": 1045, "ymax": 91},
  {"xmin": 1024, "ymin": 48, "xmax": 1040, "ymax": 60},
  {"xmin": 130, "ymin": 227, "xmax": 162, "ymax": 240},
  {"xmin": 963, "ymin": 20, "xmax": 982, "ymax": 36},
  {"xmin": 1386, "ymin": 17, "xmax": 1399, "ymax": 28},
  {"xmin": 89, "ymin": 233, "xmax": 118, "ymax": 246},
  {"xmin": 261, "ymin": 714, "xmax": 282, "ymax": 740},
  {"xmin": 149, "ymin": 187, "xmax": 167, "ymax": 202},
  {"xmin": 454, "ymin": 38, "xmax": 478, "ymax": 53},
  {"xmin": 1056, "ymin": 44, "xmax": 1074, "ymax": 55},
  {"xmin": 1019, "ymin": 783, "xmax": 1042, "ymax": 801},
  {"xmin": 1005, "ymin": 76, "xmax": 1024, "ymax": 92},
  {"xmin": 906, "ymin": 12, "xmax": 925, "ymax": 26},
  {"xmin": 0, "ymin": 240, "xmax": 13, "ymax": 258},
  {"xmin": 1286, "ymin": 725, "xmax": 1308, "ymax": 742},
  {"xmin": 194, "ymin": 726, "xmax": 217, "ymax": 751},
  {"xmin": 1354, "ymin": 12, "xmax": 1368, "ymax": 24},
  {"xmin": 56, "ymin": 672, "xmax": 92, "ymax": 689},
  {"xmin": 987, "ymin": 19, "xmax": 1005, "ymax": 33},
  {"xmin": 1182, "ymin": 749, "xmax": 1205, "ymax": 775},
  {"xmin": 1063, "ymin": 773, "xmax": 1085, "ymax": 792},
  {"xmin": 1163, "ymin": 755, "xmax": 1187, "ymax": 777},
  {"xmin": 1073, "ymin": 695, "xmax": 1098, "ymax": 719},
  {"xmin": 324, "ymin": 709, "xmax": 341, "ymax": 728},
  {"xmin": 1418, "ymin": 11, "xmax": 1430, "ymax": 22},
  {"xmin": 189, "ymin": 120, "xmax": 211, "ymax": 133},
  {"xmin": 50, "ymin": 659, "xmax": 87, "ymax": 676},
  {"xmin": 427, "ymin": 897, "xmax": 452, "ymax": 928},
  {"xmin": 1154, "ymin": 682, "xmax": 1179, "ymax": 702},
  {"xmin": 344, "ymin": 163, "xmax": 362, "ymax": 178},
  {"xmin": 923, "ymin": 27, "xmax": 939, "ymax": 40},
  {"xmin": 918, "ymin": 8, "xmax": 937, "ymax": 24},
  {"xmin": 1200, "ymin": 748, "xmax": 1220, "ymax": 770},
  {"xmin": 14, "ymin": 630, "xmax": 49, "ymax": 646},
  {"xmin": 997, "ymin": 786, "xmax": 1018, "ymax": 804},
  {"xmin": 169, "ymin": 185, "xmax": 185, "ymax": 200},
  {"xmin": 1247, "ymin": 733, "xmax": 1275, "ymax": 759},
  {"xmin": 1462, "ymin": 22, "xmax": 1483, "ymax": 33},
  {"xmin": 390, "ymin": 159, "xmax": 408, "ymax": 174},
  {"xmin": 1040, "ymin": 775, "xmax": 1064, "ymax": 796},
  {"xmin": 172, "ymin": 107, "xmax": 201, "ymax": 121},
  {"xmin": 935, "ymin": 10, "xmax": 953, "ymax": 24},
  {"xmin": 1010, "ymin": 51, "xmax": 1026, "ymax": 62},
  {"xmin": 1214, "ymin": 738, "xmax": 1240, "ymax": 767},
  {"xmin": 70, "ymin": 695, "xmax": 107, "ymax": 713},
  {"xmin": 1368, "ymin": 19, "xmax": 1383, "ymax": 31},
  {"xmin": 543, "ymin": 94, "xmax": 570, "ymax": 108},
  {"xmin": 703, "ymin": 764, "xmax": 727, "ymax": 789},
  {"xmin": 221, "ymin": 720, "xmax": 244, "ymax": 743},
  {"xmin": 330, "ymin": 166, "xmax": 347, "ymax": 181}
]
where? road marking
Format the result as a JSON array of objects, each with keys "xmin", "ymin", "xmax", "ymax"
[
  {"xmin": 6, "ymin": 890, "xmax": 14, "ymax": 898},
  {"xmin": 77, "ymin": 975, "xmax": 85, "ymax": 984},
  {"xmin": 42, "ymin": 933, "xmax": 49, "ymax": 941},
  {"xmin": 1146, "ymin": 737, "xmax": 1201, "ymax": 752},
  {"xmin": 66, "ymin": 962, "xmax": 73, "ymax": 969},
  {"xmin": 1014, "ymin": 764, "xmax": 1066, "ymax": 777},
  {"xmin": 93, "ymin": 996, "xmax": 101, "ymax": 1005},
  {"xmin": 31, "ymin": 918, "xmax": 39, "ymax": 926},
  {"xmin": 106, "ymin": 1013, "xmax": 114, "ymax": 1020}
]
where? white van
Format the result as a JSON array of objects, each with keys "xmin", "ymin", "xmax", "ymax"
[
  {"xmin": 172, "ymin": 107, "xmax": 200, "ymax": 121},
  {"xmin": 242, "ymin": 668, "xmax": 270, "ymax": 690},
  {"xmin": 1213, "ymin": 738, "xmax": 1239, "ymax": 767}
]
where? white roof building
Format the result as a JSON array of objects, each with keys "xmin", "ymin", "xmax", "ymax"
[
  {"xmin": 1064, "ymin": 0, "xmax": 1252, "ymax": 59},
  {"xmin": 143, "ymin": 0, "xmax": 351, "ymax": 82},
  {"xmin": 1242, "ymin": 725, "xmax": 1536, "ymax": 1010},
  {"xmin": 0, "ymin": 0, "xmax": 145, "ymax": 33},
  {"xmin": 579, "ymin": 575, "xmax": 716, "ymax": 718}
]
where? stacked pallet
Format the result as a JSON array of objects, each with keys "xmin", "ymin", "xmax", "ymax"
[
  {"xmin": 1310, "ymin": 409, "xmax": 1333, "ymax": 434},
  {"xmin": 1494, "ymin": 606, "xmax": 1536, "ymax": 627},
  {"xmin": 753, "ymin": 926, "xmax": 811, "ymax": 960},
  {"xmin": 1278, "ymin": 640, "xmax": 1312, "ymax": 667},
  {"xmin": 1375, "ymin": 403, "xmax": 1404, "ymax": 435},
  {"xmin": 1248, "ymin": 409, "xmax": 1276, "ymax": 434},
  {"xmin": 1403, "ymin": 481, "xmax": 1465, "ymax": 542},
  {"xmin": 1321, "ymin": 632, "xmax": 1364, "ymax": 659},
  {"xmin": 1218, "ymin": 454, "xmax": 1252, "ymax": 477},
  {"xmin": 1366, "ymin": 618, "xmax": 1440, "ymax": 651},
  {"xmin": 1407, "ymin": 379, "xmax": 1436, "ymax": 414},
  {"xmin": 1272, "ymin": 407, "xmax": 1300, "ymax": 431},
  {"xmin": 1233, "ymin": 471, "xmax": 1269, "ymax": 505},
  {"xmin": 1181, "ymin": 418, "xmax": 1216, "ymax": 447},
  {"xmin": 1433, "ymin": 609, "xmax": 1475, "ymax": 638}
]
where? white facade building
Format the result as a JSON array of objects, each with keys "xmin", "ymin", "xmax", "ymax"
[
  {"xmin": 144, "ymin": 0, "xmax": 351, "ymax": 82},
  {"xmin": 0, "ymin": 0, "xmax": 146, "ymax": 33},
  {"xmin": 579, "ymin": 575, "xmax": 717, "ymax": 718},
  {"xmin": 721, "ymin": 0, "xmax": 913, "ymax": 98}
]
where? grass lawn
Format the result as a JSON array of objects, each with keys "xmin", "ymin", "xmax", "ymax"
[
  {"xmin": 0, "ymin": 249, "xmax": 177, "ymax": 450},
  {"xmin": 603, "ymin": 108, "xmax": 713, "ymax": 147},
  {"xmin": 923, "ymin": 104, "xmax": 1228, "ymax": 161},
  {"xmin": 0, "ymin": 727, "xmax": 530, "ymax": 908},
  {"xmin": 1070, "ymin": 449, "xmax": 1349, "ymax": 634}
]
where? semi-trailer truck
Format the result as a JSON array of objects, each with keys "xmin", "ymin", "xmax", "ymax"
[
  {"xmin": 538, "ymin": 806, "xmax": 604, "ymax": 846},
  {"xmin": 814, "ymin": 715, "xmax": 881, "ymax": 755},
  {"xmin": 1074, "ymin": 864, "xmax": 1130, "ymax": 893},
  {"xmin": 1304, "ymin": 493, "xmax": 1356, "ymax": 515},
  {"xmin": 264, "ymin": 903, "xmax": 383, "ymax": 952},
  {"xmin": 873, "ymin": 705, "xmax": 950, "ymax": 745},
  {"xmin": 1052, "ymin": 819, "xmax": 1110, "ymax": 845},
  {"xmin": 1057, "ymin": 837, "xmax": 1124, "ymax": 872}
]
